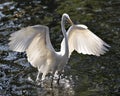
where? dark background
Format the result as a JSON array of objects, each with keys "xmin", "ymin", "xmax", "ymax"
[{"xmin": 0, "ymin": 0, "xmax": 120, "ymax": 96}]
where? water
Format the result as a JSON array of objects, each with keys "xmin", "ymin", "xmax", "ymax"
[{"xmin": 0, "ymin": 0, "xmax": 120, "ymax": 96}]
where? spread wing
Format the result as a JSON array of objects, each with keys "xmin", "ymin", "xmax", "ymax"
[
  {"xmin": 61, "ymin": 24, "xmax": 110, "ymax": 57},
  {"xmin": 9, "ymin": 25, "xmax": 55, "ymax": 68}
]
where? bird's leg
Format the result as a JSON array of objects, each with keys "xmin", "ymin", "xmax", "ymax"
[
  {"xmin": 50, "ymin": 71, "xmax": 57, "ymax": 88},
  {"xmin": 51, "ymin": 75, "xmax": 54, "ymax": 88},
  {"xmin": 36, "ymin": 71, "xmax": 40, "ymax": 82},
  {"xmin": 57, "ymin": 72, "xmax": 61, "ymax": 85},
  {"xmin": 51, "ymin": 82, "xmax": 53, "ymax": 88},
  {"xmin": 36, "ymin": 71, "xmax": 44, "ymax": 86}
]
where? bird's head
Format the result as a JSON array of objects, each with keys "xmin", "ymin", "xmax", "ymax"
[{"xmin": 62, "ymin": 13, "xmax": 74, "ymax": 25}]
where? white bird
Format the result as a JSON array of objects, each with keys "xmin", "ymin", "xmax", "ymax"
[{"xmin": 9, "ymin": 13, "xmax": 110, "ymax": 81}]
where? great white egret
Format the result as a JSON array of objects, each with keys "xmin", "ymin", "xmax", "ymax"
[{"xmin": 9, "ymin": 13, "xmax": 110, "ymax": 81}]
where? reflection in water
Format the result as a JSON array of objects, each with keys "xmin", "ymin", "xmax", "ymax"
[
  {"xmin": 1, "ymin": 59, "xmax": 75, "ymax": 96},
  {"xmin": 35, "ymin": 76, "xmax": 74, "ymax": 96},
  {"xmin": 0, "ymin": 48, "xmax": 74, "ymax": 96},
  {"xmin": 0, "ymin": 0, "xmax": 120, "ymax": 96}
]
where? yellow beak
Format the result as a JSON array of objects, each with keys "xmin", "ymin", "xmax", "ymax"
[{"xmin": 67, "ymin": 18, "xmax": 74, "ymax": 25}]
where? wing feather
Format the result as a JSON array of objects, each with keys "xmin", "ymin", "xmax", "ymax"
[
  {"xmin": 66, "ymin": 25, "xmax": 110, "ymax": 57},
  {"xmin": 9, "ymin": 25, "xmax": 55, "ymax": 68},
  {"xmin": 9, "ymin": 26, "xmax": 39, "ymax": 52}
]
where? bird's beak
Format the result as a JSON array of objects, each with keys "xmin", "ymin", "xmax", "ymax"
[{"xmin": 67, "ymin": 18, "xmax": 74, "ymax": 25}]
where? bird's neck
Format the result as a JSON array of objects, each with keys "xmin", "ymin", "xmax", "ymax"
[{"xmin": 60, "ymin": 18, "xmax": 69, "ymax": 57}]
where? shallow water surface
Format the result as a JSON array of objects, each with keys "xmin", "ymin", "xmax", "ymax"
[{"xmin": 0, "ymin": 0, "xmax": 120, "ymax": 96}]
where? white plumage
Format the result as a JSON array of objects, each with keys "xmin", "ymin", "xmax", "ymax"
[
  {"xmin": 9, "ymin": 13, "xmax": 110, "ymax": 80},
  {"xmin": 64, "ymin": 25, "xmax": 109, "ymax": 57}
]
